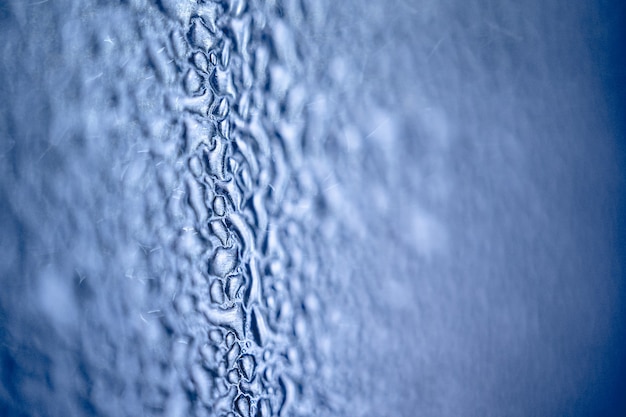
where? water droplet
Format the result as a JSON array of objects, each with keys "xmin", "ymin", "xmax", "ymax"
[
  {"xmin": 191, "ymin": 364, "xmax": 211, "ymax": 401},
  {"xmin": 253, "ymin": 45, "xmax": 269, "ymax": 86},
  {"xmin": 196, "ymin": 2, "xmax": 221, "ymax": 33},
  {"xmin": 249, "ymin": 305, "xmax": 271, "ymax": 347},
  {"xmin": 210, "ymin": 247, "xmax": 238, "ymax": 277},
  {"xmin": 213, "ymin": 385, "xmax": 237, "ymax": 412},
  {"xmin": 227, "ymin": 368, "xmax": 241, "ymax": 384},
  {"xmin": 176, "ymin": 88, "xmax": 214, "ymax": 117},
  {"xmin": 235, "ymin": 394, "xmax": 251, "ymax": 417},
  {"xmin": 228, "ymin": 212, "xmax": 255, "ymax": 258},
  {"xmin": 189, "ymin": 155, "xmax": 203, "ymax": 177},
  {"xmin": 215, "ymin": 177, "xmax": 243, "ymax": 211},
  {"xmin": 243, "ymin": 256, "xmax": 261, "ymax": 307},
  {"xmin": 209, "ymin": 51, "xmax": 218, "ymax": 66},
  {"xmin": 213, "ymin": 195, "xmax": 227, "ymax": 216},
  {"xmin": 209, "ymin": 66, "xmax": 236, "ymax": 97},
  {"xmin": 277, "ymin": 376, "xmax": 295, "ymax": 417},
  {"xmin": 217, "ymin": 361, "xmax": 227, "ymax": 378},
  {"xmin": 219, "ymin": 118, "xmax": 231, "ymax": 139},
  {"xmin": 198, "ymin": 301, "xmax": 244, "ymax": 339},
  {"xmin": 209, "ymin": 329, "xmax": 223, "ymax": 343},
  {"xmin": 210, "ymin": 279, "xmax": 225, "ymax": 304},
  {"xmin": 188, "ymin": 17, "xmax": 218, "ymax": 52},
  {"xmin": 184, "ymin": 116, "xmax": 215, "ymax": 154},
  {"xmin": 228, "ymin": 0, "xmax": 247, "ymax": 17},
  {"xmin": 204, "ymin": 134, "xmax": 228, "ymax": 180},
  {"xmin": 187, "ymin": 177, "xmax": 209, "ymax": 223},
  {"xmin": 226, "ymin": 342, "xmax": 241, "ymax": 368},
  {"xmin": 210, "ymin": 219, "xmax": 230, "ymax": 246},
  {"xmin": 184, "ymin": 68, "xmax": 204, "ymax": 96},
  {"xmin": 221, "ymin": 38, "xmax": 232, "ymax": 68},
  {"xmin": 212, "ymin": 97, "xmax": 230, "ymax": 121},
  {"xmin": 256, "ymin": 398, "xmax": 271, "ymax": 417},
  {"xmin": 226, "ymin": 274, "xmax": 244, "ymax": 300},
  {"xmin": 225, "ymin": 331, "xmax": 236, "ymax": 348},
  {"xmin": 229, "ymin": 14, "xmax": 251, "ymax": 57},
  {"xmin": 193, "ymin": 51, "xmax": 209, "ymax": 73},
  {"xmin": 238, "ymin": 354, "xmax": 255, "ymax": 381},
  {"xmin": 170, "ymin": 31, "xmax": 188, "ymax": 60}
]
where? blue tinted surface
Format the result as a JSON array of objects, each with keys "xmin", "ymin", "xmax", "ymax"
[{"xmin": 0, "ymin": 0, "xmax": 625, "ymax": 416}]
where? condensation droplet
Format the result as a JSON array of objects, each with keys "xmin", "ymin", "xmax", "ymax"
[
  {"xmin": 188, "ymin": 155, "xmax": 203, "ymax": 177},
  {"xmin": 256, "ymin": 398, "xmax": 271, "ymax": 417},
  {"xmin": 188, "ymin": 17, "xmax": 218, "ymax": 52},
  {"xmin": 193, "ymin": 51, "xmax": 209, "ymax": 73},
  {"xmin": 229, "ymin": 0, "xmax": 247, "ymax": 17},
  {"xmin": 210, "ymin": 219, "xmax": 230, "ymax": 246},
  {"xmin": 212, "ymin": 97, "xmax": 230, "ymax": 121},
  {"xmin": 227, "ymin": 368, "xmax": 241, "ymax": 385},
  {"xmin": 226, "ymin": 274, "xmax": 244, "ymax": 300},
  {"xmin": 226, "ymin": 342, "xmax": 241, "ymax": 368},
  {"xmin": 210, "ymin": 247, "xmax": 238, "ymax": 277},
  {"xmin": 198, "ymin": 302, "xmax": 244, "ymax": 339},
  {"xmin": 213, "ymin": 195, "xmax": 227, "ymax": 216},
  {"xmin": 184, "ymin": 68, "xmax": 204, "ymax": 96},
  {"xmin": 225, "ymin": 331, "xmax": 236, "ymax": 348},
  {"xmin": 209, "ymin": 66, "xmax": 236, "ymax": 97},
  {"xmin": 235, "ymin": 394, "xmax": 252, "ymax": 417},
  {"xmin": 210, "ymin": 279, "xmax": 225, "ymax": 304},
  {"xmin": 250, "ymin": 305, "xmax": 270, "ymax": 347},
  {"xmin": 209, "ymin": 329, "xmax": 223, "ymax": 344},
  {"xmin": 238, "ymin": 354, "xmax": 255, "ymax": 381},
  {"xmin": 205, "ymin": 135, "xmax": 228, "ymax": 180}
]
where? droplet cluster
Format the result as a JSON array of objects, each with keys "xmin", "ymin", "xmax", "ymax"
[{"xmin": 149, "ymin": 1, "xmax": 340, "ymax": 416}]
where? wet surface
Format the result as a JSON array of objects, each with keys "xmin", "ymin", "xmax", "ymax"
[{"xmin": 1, "ymin": 0, "xmax": 625, "ymax": 416}]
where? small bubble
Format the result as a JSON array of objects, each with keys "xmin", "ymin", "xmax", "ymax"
[{"xmin": 210, "ymin": 279, "xmax": 225, "ymax": 304}]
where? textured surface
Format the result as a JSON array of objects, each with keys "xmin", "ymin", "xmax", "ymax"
[{"xmin": 0, "ymin": 0, "xmax": 625, "ymax": 416}]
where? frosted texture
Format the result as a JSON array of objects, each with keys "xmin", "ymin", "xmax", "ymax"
[{"xmin": 0, "ymin": 0, "xmax": 625, "ymax": 416}]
